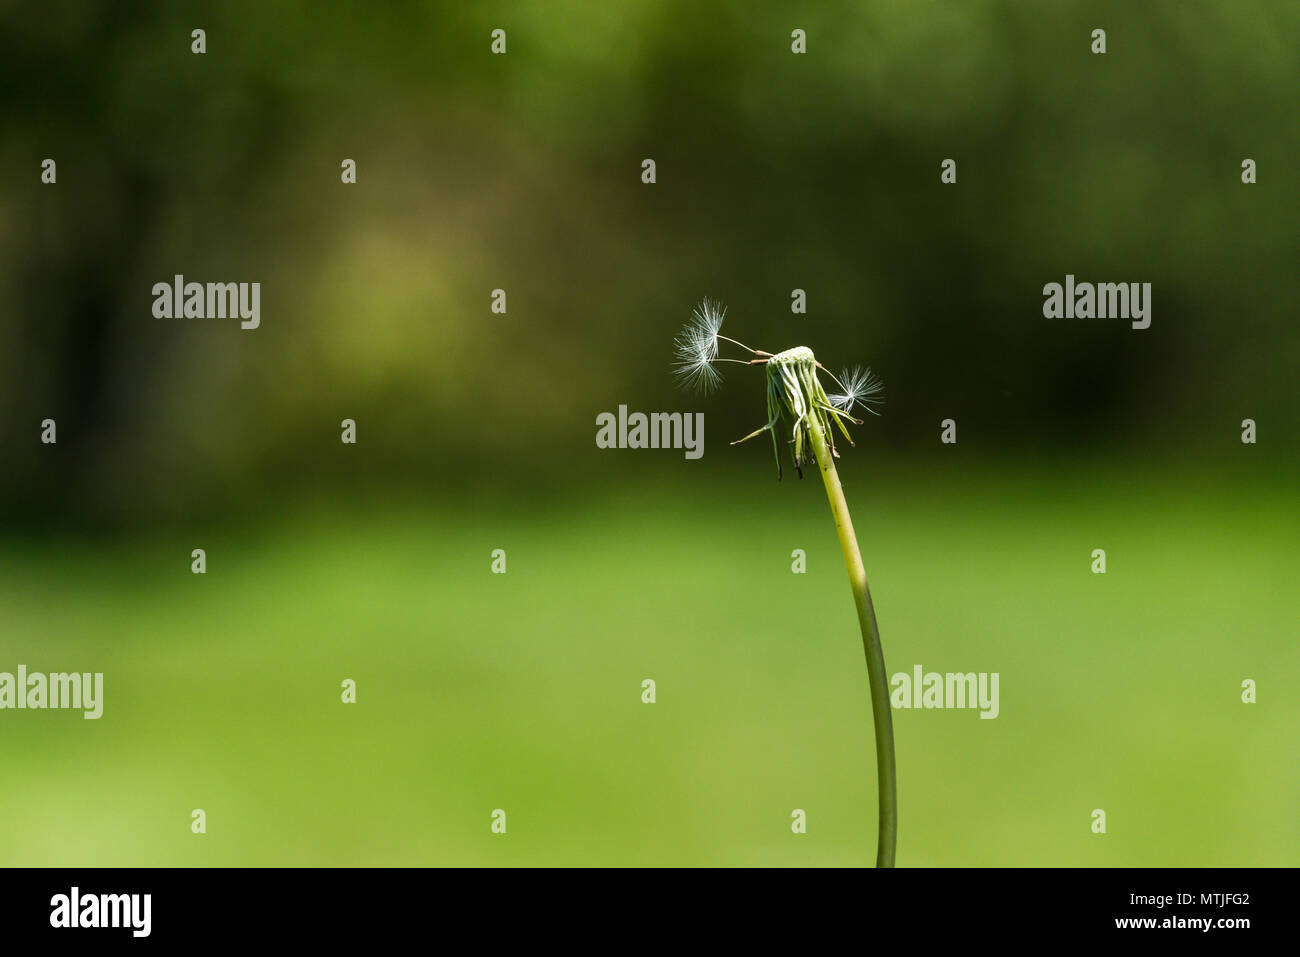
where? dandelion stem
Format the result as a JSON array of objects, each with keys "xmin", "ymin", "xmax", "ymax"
[{"xmin": 805, "ymin": 412, "xmax": 897, "ymax": 868}]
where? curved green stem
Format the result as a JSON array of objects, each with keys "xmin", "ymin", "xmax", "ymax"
[{"xmin": 806, "ymin": 420, "xmax": 897, "ymax": 867}]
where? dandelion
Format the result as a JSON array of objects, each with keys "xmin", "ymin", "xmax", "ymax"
[{"xmin": 671, "ymin": 299, "xmax": 898, "ymax": 867}]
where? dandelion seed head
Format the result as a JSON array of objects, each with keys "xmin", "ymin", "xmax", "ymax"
[
  {"xmin": 770, "ymin": 345, "xmax": 815, "ymax": 365},
  {"xmin": 669, "ymin": 303, "xmax": 883, "ymax": 475}
]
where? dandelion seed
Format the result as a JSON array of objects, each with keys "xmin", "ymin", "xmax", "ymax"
[
  {"xmin": 828, "ymin": 365, "xmax": 885, "ymax": 416},
  {"xmin": 671, "ymin": 298, "xmax": 727, "ymax": 393}
]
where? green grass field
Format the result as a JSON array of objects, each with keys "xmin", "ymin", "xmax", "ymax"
[{"xmin": 1, "ymin": 461, "xmax": 1295, "ymax": 866}]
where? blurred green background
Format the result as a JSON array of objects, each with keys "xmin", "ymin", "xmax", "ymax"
[{"xmin": 0, "ymin": 1, "xmax": 1296, "ymax": 865}]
